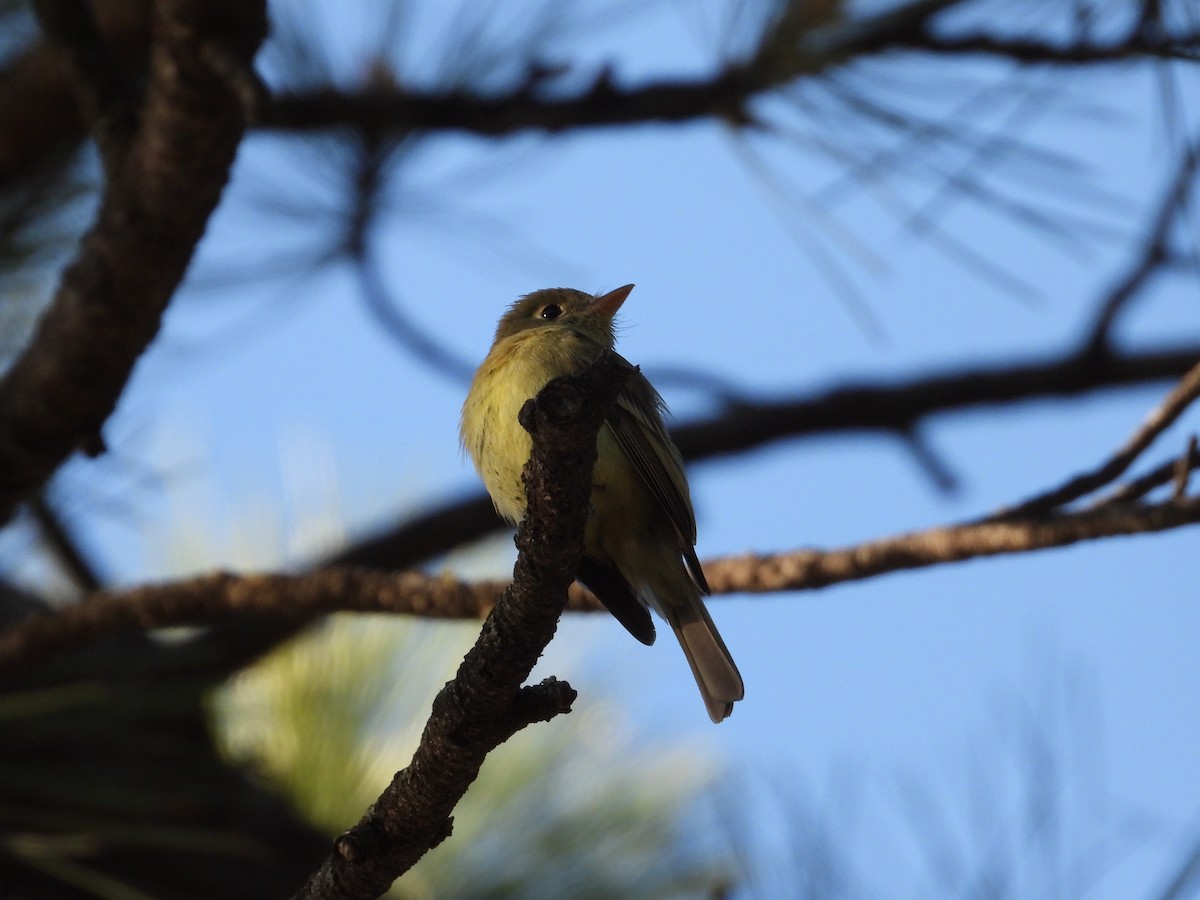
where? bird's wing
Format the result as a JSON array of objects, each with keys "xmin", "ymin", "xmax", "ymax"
[
  {"xmin": 577, "ymin": 556, "xmax": 656, "ymax": 645},
  {"xmin": 605, "ymin": 363, "xmax": 710, "ymax": 593}
]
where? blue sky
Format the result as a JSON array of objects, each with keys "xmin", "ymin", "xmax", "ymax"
[{"xmin": 25, "ymin": 1, "xmax": 1200, "ymax": 893}]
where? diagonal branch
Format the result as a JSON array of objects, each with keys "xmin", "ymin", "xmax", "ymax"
[
  {"xmin": 0, "ymin": 0, "xmax": 152, "ymax": 190},
  {"xmin": 29, "ymin": 0, "xmax": 138, "ymax": 167},
  {"xmin": 1155, "ymin": 824, "xmax": 1200, "ymax": 900},
  {"xmin": 991, "ymin": 358, "xmax": 1200, "ymax": 519},
  {"xmin": 0, "ymin": 0, "xmax": 268, "ymax": 525},
  {"xmin": 291, "ymin": 350, "xmax": 633, "ymax": 900},
  {"xmin": 28, "ymin": 492, "xmax": 103, "ymax": 592},
  {"xmin": 1086, "ymin": 136, "xmax": 1200, "ymax": 354}
]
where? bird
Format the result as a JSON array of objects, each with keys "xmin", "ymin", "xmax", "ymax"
[{"xmin": 460, "ymin": 284, "xmax": 743, "ymax": 722}]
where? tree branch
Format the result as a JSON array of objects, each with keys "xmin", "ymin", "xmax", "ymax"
[
  {"xmin": 28, "ymin": 493, "xmax": 103, "ymax": 592},
  {"xmin": 992, "ymin": 358, "xmax": 1200, "ymax": 518},
  {"xmin": 1086, "ymin": 136, "xmax": 1200, "ymax": 354},
  {"xmin": 0, "ymin": 0, "xmax": 268, "ymax": 525},
  {"xmin": 260, "ymin": 7, "xmax": 1198, "ymax": 140},
  {"xmin": 896, "ymin": 29, "xmax": 1200, "ymax": 64},
  {"xmin": 704, "ymin": 497, "xmax": 1200, "ymax": 593},
  {"xmin": 29, "ymin": 0, "xmax": 138, "ymax": 167},
  {"xmin": 5, "ymin": 496, "xmax": 1197, "ymax": 680},
  {"xmin": 1154, "ymin": 824, "xmax": 1200, "ymax": 900},
  {"xmin": 290, "ymin": 350, "xmax": 633, "ymax": 899},
  {"xmin": 260, "ymin": 0, "xmax": 966, "ymax": 137}
]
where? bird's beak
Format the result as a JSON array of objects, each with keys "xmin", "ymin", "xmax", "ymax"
[{"xmin": 592, "ymin": 284, "xmax": 634, "ymax": 319}]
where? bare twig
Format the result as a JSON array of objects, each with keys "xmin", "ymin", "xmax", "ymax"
[
  {"xmin": 1173, "ymin": 436, "xmax": 1198, "ymax": 499},
  {"xmin": 1086, "ymin": 137, "xmax": 1200, "ymax": 354},
  {"xmin": 992, "ymin": 359, "xmax": 1200, "ymax": 519},
  {"xmin": 1155, "ymin": 825, "xmax": 1200, "ymax": 900},
  {"xmin": 1090, "ymin": 442, "xmax": 1200, "ymax": 507},
  {"xmin": 28, "ymin": 493, "xmax": 102, "ymax": 592},
  {"xmin": 702, "ymin": 498, "xmax": 1200, "ymax": 594},
  {"xmin": 0, "ymin": 568, "xmax": 502, "ymax": 678}
]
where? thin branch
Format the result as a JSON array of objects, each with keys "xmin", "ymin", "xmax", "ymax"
[
  {"xmin": 1086, "ymin": 136, "xmax": 1200, "ymax": 354},
  {"xmin": 992, "ymin": 359, "xmax": 1200, "ymax": 519},
  {"xmin": 0, "ymin": 0, "xmax": 268, "ymax": 525},
  {"xmin": 598, "ymin": 345, "xmax": 1200, "ymax": 474},
  {"xmin": 1090, "ymin": 442, "xmax": 1200, "ymax": 507},
  {"xmin": 28, "ymin": 493, "xmax": 103, "ymax": 592},
  {"xmin": 291, "ymin": 350, "xmax": 633, "ymax": 899},
  {"xmin": 352, "ymin": 244, "xmax": 475, "ymax": 385},
  {"xmin": 897, "ymin": 29, "xmax": 1200, "ymax": 64},
  {"xmin": 4, "ymin": 326, "xmax": 1196, "ymax": 669},
  {"xmin": 1155, "ymin": 825, "xmax": 1200, "ymax": 900}
]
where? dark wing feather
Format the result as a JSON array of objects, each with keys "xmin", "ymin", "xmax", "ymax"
[
  {"xmin": 577, "ymin": 557, "xmax": 656, "ymax": 645},
  {"xmin": 604, "ymin": 363, "xmax": 710, "ymax": 594}
]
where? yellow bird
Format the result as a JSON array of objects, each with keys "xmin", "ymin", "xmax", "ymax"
[{"xmin": 460, "ymin": 284, "xmax": 743, "ymax": 722}]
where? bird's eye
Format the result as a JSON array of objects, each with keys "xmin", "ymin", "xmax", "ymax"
[{"xmin": 539, "ymin": 304, "xmax": 562, "ymax": 320}]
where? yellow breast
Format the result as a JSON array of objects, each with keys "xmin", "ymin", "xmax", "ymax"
[{"xmin": 460, "ymin": 329, "xmax": 597, "ymax": 522}]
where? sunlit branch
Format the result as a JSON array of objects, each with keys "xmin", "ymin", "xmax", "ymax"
[{"xmin": 5, "ymin": 493, "xmax": 1197, "ymax": 678}]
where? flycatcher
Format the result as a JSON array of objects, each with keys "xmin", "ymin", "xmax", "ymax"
[{"xmin": 460, "ymin": 285, "xmax": 743, "ymax": 722}]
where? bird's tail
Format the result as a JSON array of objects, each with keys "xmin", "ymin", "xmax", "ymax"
[{"xmin": 661, "ymin": 585, "xmax": 743, "ymax": 723}]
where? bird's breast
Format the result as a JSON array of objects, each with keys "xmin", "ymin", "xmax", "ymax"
[{"xmin": 462, "ymin": 330, "xmax": 603, "ymax": 523}]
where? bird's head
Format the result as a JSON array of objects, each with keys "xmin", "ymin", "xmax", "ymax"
[{"xmin": 492, "ymin": 284, "xmax": 633, "ymax": 349}]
